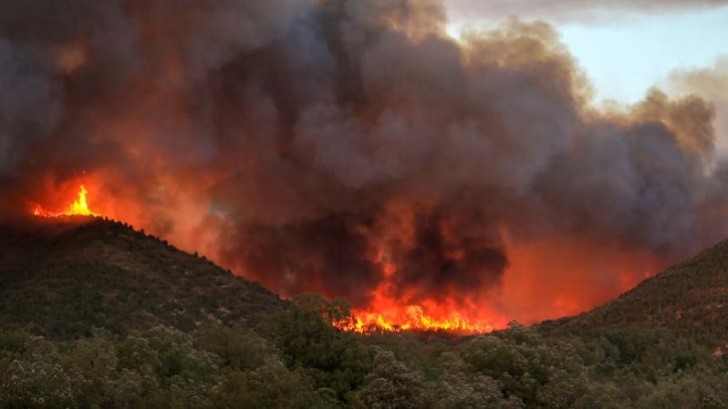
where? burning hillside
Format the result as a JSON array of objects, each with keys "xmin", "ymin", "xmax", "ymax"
[{"xmin": 3, "ymin": 0, "xmax": 728, "ymax": 330}]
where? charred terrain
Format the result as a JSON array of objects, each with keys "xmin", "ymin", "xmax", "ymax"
[{"xmin": 1, "ymin": 217, "xmax": 728, "ymax": 408}]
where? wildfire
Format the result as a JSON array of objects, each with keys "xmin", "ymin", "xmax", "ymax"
[
  {"xmin": 33, "ymin": 185, "xmax": 99, "ymax": 218},
  {"xmin": 336, "ymin": 305, "xmax": 497, "ymax": 334},
  {"xmin": 328, "ymin": 245, "xmax": 507, "ymax": 335}
]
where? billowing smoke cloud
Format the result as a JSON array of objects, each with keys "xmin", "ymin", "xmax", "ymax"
[
  {"xmin": 444, "ymin": 0, "xmax": 728, "ymax": 23},
  {"xmin": 1, "ymin": 0, "xmax": 727, "ymax": 322},
  {"xmin": 669, "ymin": 56, "xmax": 728, "ymax": 156}
]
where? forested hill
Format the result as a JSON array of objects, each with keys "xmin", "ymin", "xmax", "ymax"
[
  {"xmin": 539, "ymin": 239, "xmax": 728, "ymax": 353},
  {"xmin": 2, "ymin": 217, "xmax": 728, "ymax": 408},
  {"xmin": 0, "ymin": 217, "xmax": 285, "ymax": 339}
]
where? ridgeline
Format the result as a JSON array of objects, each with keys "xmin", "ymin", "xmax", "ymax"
[
  {"xmin": 0, "ymin": 217, "xmax": 284, "ymax": 339},
  {"xmin": 1, "ymin": 217, "xmax": 728, "ymax": 408},
  {"xmin": 540, "ymin": 239, "xmax": 728, "ymax": 354}
]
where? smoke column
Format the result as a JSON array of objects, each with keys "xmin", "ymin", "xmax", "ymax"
[{"xmin": 1, "ymin": 0, "xmax": 727, "ymax": 324}]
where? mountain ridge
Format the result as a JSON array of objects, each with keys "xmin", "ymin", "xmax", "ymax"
[
  {"xmin": 4, "ymin": 215, "xmax": 727, "ymax": 348},
  {"xmin": 2, "ymin": 217, "xmax": 728, "ymax": 408},
  {"xmin": 0, "ymin": 217, "xmax": 286, "ymax": 339},
  {"xmin": 538, "ymin": 238, "xmax": 728, "ymax": 352}
]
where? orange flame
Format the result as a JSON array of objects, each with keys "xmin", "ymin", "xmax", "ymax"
[
  {"xmin": 33, "ymin": 185, "xmax": 99, "ymax": 218},
  {"xmin": 329, "ymin": 243, "xmax": 506, "ymax": 335},
  {"xmin": 335, "ymin": 305, "xmax": 498, "ymax": 334}
]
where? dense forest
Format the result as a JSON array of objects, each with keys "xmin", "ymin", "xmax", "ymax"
[
  {"xmin": 2, "ymin": 301, "xmax": 727, "ymax": 408},
  {"xmin": 1, "ymin": 219, "xmax": 727, "ymax": 408}
]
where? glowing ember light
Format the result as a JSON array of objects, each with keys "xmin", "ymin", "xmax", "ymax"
[
  {"xmin": 335, "ymin": 305, "xmax": 496, "ymax": 334},
  {"xmin": 33, "ymin": 185, "xmax": 99, "ymax": 218}
]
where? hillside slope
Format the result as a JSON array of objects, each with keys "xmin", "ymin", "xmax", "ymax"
[
  {"xmin": 1, "ymin": 218, "xmax": 728, "ymax": 408},
  {"xmin": 0, "ymin": 217, "xmax": 285, "ymax": 339},
  {"xmin": 539, "ymin": 240, "xmax": 728, "ymax": 352}
]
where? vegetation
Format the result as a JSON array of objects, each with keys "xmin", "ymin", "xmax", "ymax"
[
  {"xmin": 2, "ymin": 313, "xmax": 728, "ymax": 408},
  {"xmin": 540, "ymin": 240, "xmax": 728, "ymax": 353},
  {"xmin": 0, "ymin": 218, "xmax": 284, "ymax": 339},
  {"xmin": 1, "ymin": 219, "xmax": 728, "ymax": 407}
]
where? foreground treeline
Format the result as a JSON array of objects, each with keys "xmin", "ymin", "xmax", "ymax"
[{"xmin": 1, "ymin": 295, "xmax": 727, "ymax": 408}]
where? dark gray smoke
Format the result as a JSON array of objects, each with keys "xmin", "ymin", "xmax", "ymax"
[{"xmin": 0, "ymin": 0, "xmax": 726, "ymax": 318}]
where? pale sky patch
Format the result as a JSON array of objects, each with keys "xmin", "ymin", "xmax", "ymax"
[{"xmin": 443, "ymin": 2, "xmax": 728, "ymax": 104}]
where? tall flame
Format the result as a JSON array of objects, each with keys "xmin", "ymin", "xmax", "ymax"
[{"xmin": 33, "ymin": 185, "xmax": 99, "ymax": 218}]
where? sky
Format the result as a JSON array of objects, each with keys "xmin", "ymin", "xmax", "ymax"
[{"xmin": 443, "ymin": 1, "xmax": 728, "ymax": 104}]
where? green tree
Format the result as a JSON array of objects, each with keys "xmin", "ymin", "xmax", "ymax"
[{"xmin": 350, "ymin": 350, "xmax": 426, "ymax": 409}]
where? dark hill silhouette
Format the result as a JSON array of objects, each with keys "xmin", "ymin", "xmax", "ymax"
[{"xmin": 0, "ymin": 217, "xmax": 285, "ymax": 339}]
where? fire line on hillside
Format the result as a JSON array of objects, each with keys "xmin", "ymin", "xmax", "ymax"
[
  {"xmin": 31, "ymin": 184, "xmax": 499, "ymax": 334},
  {"xmin": 335, "ymin": 305, "xmax": 496, "ymax": 334}
]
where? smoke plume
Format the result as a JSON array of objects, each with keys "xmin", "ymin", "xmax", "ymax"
[
  {"xmin": 1, "ymin": 0, "xmax": 727, "ymax": 323},
  {"xmin": 444, "ymin": 0, "xmax": 728, "ymax": 23}
]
